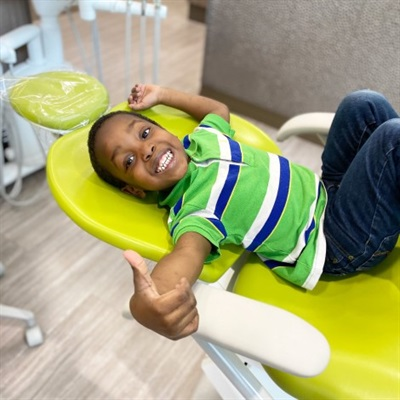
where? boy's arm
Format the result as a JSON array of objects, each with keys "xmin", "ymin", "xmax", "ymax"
[
  {"xmin": 128, "ymin": 84, "xmax": 230, "ymax": 122},
  {"xmin": 125, "ymin": 232, "xmax": 212, "ymax": 340}
]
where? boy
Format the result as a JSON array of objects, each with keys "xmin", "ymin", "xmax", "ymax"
[{"xmin": 88, "ymin": 84, "xmax": 400, "ymax": 340}]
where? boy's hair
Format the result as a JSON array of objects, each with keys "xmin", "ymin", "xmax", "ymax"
[{"xmin": 88, "ymin": 110, "xmax": 163, "ymax": 189}]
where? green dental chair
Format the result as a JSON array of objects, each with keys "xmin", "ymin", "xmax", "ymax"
[
  {"xmin": 45, "ymin": 100, "xmax": 332, "ymax": 399},
  {"xmin": 10, "ymin": 71, "xmax": 399, "ymax": 398},
  {"xmin": 46, "ymin": 104, "xmax": 399, "ymax": 399}
]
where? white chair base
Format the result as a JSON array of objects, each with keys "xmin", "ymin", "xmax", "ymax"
[{"xmin": 0, "ymin": 262, "xmax": 44, "ymax": 347}]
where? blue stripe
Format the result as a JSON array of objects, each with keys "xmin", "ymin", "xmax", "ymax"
[
  {"xmin": 247, "ymin": 157, "xmax": 291, "ymax": 251},
  {"xmin": 171, "ymin": 222, "xmax": 179, "ymax": 237},
  {"xmin": 303, "ymin": 183, "xmax": 321, "ymax": 243},
  {"xmin": 173, "ymin": 197, "xmax": 183, "ymax": 216},
  {"xmin": 171, "ymin": 217, "xmax": 227, "ymax": 239},
  {"xmin": 304, "ymin": 218, "xmax": 315, "ymax": 243},
  {"xmin": 213, "ymin": 138, "xmax": 242, "ymax": 217},
  {"xmin": 199, "ymin": 124, "xmax": 212, "ymax": 129},
  {"xmin": 183, "ymin": 135, "xmax": 191, "ymax": 149},
  {"xmin": 227, "ymin": 137, "xmax": 242, "ymax": 163},
  {"xmin": 207, "ymin": 217, "xmax": 227, "ymax": 238},
  {"xmin": 215, "ymin": 164, "xmax": 240, "ymax": 218},
  {"xmin": 262, "ymin": 258, "xmax": 295, "ymax": 269}
]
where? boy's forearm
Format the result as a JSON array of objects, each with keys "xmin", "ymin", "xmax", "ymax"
[
  {"xmin": 158, "ymin": 87, "xmax": 230, "ymax": 122},
  {"xmin": 151, "ymin": 232, "xmax": 211, "ymax": 294},
  {"xmin": 151, "ymin": 251, "xmax": 203, "ymax": 295}
]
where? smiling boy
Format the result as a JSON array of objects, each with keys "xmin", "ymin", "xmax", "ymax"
[
  {"xmin": 88, "ymin": 84, "xmax": 400, "ymax": 340},
  {"xmin": 88, "ymin": 84, "xmax": 230, "ymax": 339}
]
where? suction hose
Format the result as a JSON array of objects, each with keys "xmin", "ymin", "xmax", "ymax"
[{"xmin": 0, "ymin": 97, "xmax": 47, "ymax": 206}]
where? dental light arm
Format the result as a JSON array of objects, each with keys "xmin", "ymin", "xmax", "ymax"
[
  {"xmin": 78, "ymin": 0, "xmax": 167, "ymax": 21},
  {"xmin": 0, "ymin": 25, "xmax": 44, "ymax": 72},
  {"xmin": 192, "ymin": 282, "xmax": 330, "ymax": 378},
  {"xmin": 30, "ymin": 0, "xmax": 72, "ymax": 69},
  {"xmin": 77, "ymin": 0, "xmax": 167, "ymax": 84},
  {"xmin": 0, "ymin": 42, "xmax": 17, "ymax": 67}
]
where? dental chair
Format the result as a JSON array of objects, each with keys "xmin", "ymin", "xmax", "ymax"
[{"xmin": 45, "ymin": 102, "xmax": 399, "ymax": 399}]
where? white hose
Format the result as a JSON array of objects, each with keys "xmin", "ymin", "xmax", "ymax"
[
  {"xmin": 153, "ymin": 0, "xmax": 161, "ymax": 83},
  {"xmin": 91, "ymin": 19, "xmax": 103, "ymax": 82},
  {"xmin": 0, "ymin": 95, "xmax": 46, "ymax": 206},
  {"xmin": 66, "ymin": 6, "xmax": 92, "ymax": 75},
  {"xmin": 140, "ymin": 0, "xmax": 147, "ymax": 83},
  {"xmin": 125, "ymin": 0, "xmax": 133, "ymax": 94}
]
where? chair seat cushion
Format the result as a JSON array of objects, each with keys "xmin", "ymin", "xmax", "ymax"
[
  {"xmin": 233, "ymin": 242, "xmax": 400, "ymax": 399},
  {"xmin": 9, "ymin": 71, "xmax": 109, "ymax": 132}
]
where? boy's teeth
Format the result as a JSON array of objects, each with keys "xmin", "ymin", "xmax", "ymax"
[{"xmin": 157, "ymin": 151, "xmax": 173, "ymax": 173}]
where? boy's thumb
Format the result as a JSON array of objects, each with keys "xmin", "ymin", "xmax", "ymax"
[{"xmin": 123, "ymin": 250, "xmax": 158, "ymax": 295}]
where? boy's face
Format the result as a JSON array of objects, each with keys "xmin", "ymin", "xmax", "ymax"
[{"xmin": 94, "ymin": 113, "xmax": 189, "ymax": 197}]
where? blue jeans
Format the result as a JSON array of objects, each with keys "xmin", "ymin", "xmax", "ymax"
[{"xmin": 322, "ymin": 90, "xmax": 400, "ymax": 275}]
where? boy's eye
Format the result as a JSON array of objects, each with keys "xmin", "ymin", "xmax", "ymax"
[
  {"xmin": 125, "ymin": 155, "xmax": 135, "ymax": 170},
  {"xmin": 141, "ymin": 128, "xmax": 150, "ymax": 139}
]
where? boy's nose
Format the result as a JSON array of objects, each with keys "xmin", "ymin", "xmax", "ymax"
[{"xmin": 142, "ymin": 144, "xmax": 155, "ymax": 161}]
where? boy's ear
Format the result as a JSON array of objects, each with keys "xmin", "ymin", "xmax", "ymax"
[{"xmin": 121, "ymin": 185, "xmax": 146, "ymax": 199}]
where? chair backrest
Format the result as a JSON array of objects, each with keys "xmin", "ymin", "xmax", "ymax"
[{"xmin": 47, "ymin": 102, "xmax": 280, "ymax": 282}]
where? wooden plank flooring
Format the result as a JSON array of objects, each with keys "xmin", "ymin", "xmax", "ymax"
[{"xmin": 0, "ymin": 1, "xmax": 323, "ymax": 399}]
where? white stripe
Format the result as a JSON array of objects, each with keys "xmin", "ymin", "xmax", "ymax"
[
  {"xmin": 205, "ymin": 133, "xmax": 231, "ymax": 213},
  {"xmin": 183, "ymin": 131, "xmax": 231, "ymax": 218},
  {"xmin": 302, "ymin": 211, "xmax": 326, "ymax": 290},
  {"xmin": 189, "ymin": 209, "xmax": 217, "ymax": 219},
  {"xmin": 283, "ymin": 174, "xmax": 320, "ymax": 263},
  {"xmin": 195, "ymin": 126, "xmax": 234, "ymax": 162},
  {"xmin": 242, "ymin": 154, "xmax": 281, "ymax": 249},
  {"xmin": 194, "ymin": 159, "xmax": 245, "ymax": 168},
  {"xmin": 207, "ymin": 160, "xmax": 230, "ymax": 213},
  {"xmin": 216, "ymin": 131, "xmax": 231, "ymax": 159},
  {"xmin": 195, "ymin": 126, "xmax": 224, "ymax": 136}
]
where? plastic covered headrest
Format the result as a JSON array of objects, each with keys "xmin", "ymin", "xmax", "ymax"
[{"xmin": 8, "ymin": 70, "xmax": 109, "ymax": 132}]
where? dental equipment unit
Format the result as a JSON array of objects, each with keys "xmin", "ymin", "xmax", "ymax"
[{"xmin": 0, "ymin": 0, "xmax": 166, "ymax": 205}]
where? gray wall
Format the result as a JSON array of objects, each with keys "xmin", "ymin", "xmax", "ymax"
[{"xmin": 201, "ymin": 0, "xmax": 400, "ymax": 124}]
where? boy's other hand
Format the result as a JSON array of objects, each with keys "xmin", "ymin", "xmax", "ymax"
[
  {"xmin": 127, "ymin": 84, "xmax": 161, "ymax": 111},
  {"xmin": 124, "ymin": 250, "xmax": 199, "ymax": 340}
]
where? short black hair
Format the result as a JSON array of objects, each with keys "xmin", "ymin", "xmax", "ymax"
[{"xmin": 87, "ymin": 110, "xmax": 163, "ymax": 189}]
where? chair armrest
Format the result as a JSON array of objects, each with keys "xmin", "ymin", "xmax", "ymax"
[
  {"xmin": 277, "ymin": 112, "xmax": 335, "ymax": 144},
  {"xmin": 192, "ymin": 281, "xmax": 330, "ymax": 377}
]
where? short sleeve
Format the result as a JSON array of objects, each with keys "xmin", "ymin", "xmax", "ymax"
[
  {"xmin": 171, "ymin": 214, "xmax": 226, "ymax": 263},
  {"xmin": 198, "ymin": 114, "xmax": 235, "ymax": 138}
]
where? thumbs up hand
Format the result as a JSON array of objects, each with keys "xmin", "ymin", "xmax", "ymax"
[{"xmin": 124, "ymin": 250, "xmax": 199, "ymax": 340}]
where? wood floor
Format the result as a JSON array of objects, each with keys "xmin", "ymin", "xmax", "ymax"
[{"xmin": 0, "ymin": 1, "xmax": 323, "ymax": 399}]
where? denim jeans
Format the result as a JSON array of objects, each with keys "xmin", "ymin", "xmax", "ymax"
[{"xmin": 321, "ymin": 90, "xmax": 400, "ymax": 275}]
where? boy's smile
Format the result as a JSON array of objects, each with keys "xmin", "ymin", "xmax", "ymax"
[
  {"xmin": 156, "ymin": 150, "xmax": 174, "ymax": 173},
  {"xmin": 94, "ymin": 113, "xmax": 189, "ymax": 196}
]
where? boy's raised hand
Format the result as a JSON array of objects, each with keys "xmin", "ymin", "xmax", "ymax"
[
  {"xmin": 127, "ymin": 84, "xmax": 161, "ymax": 111},
  {"xmin": 124, "ymin": 250, "xmax": 199, "ymax": 340}
]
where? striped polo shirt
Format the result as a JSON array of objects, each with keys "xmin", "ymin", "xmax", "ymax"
[{"xmin": 158, "ymin": 114, "xmax": 327, "ymax": 289}]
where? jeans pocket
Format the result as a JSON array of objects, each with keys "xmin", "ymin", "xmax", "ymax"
[
  {"xmin": 355, "ymin": 233, "xmax": 399, "ymax": 272},
  {"xmin": 324, "ymin": 232, "xmax": 351, "ymax": 275}
]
